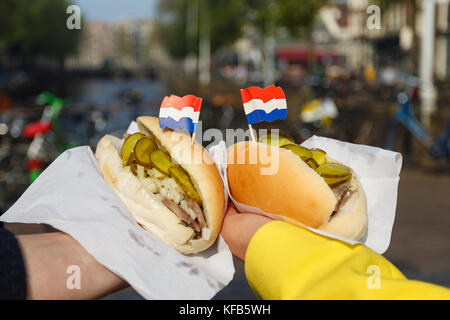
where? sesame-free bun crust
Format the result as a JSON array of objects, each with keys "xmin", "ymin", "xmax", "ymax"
[
  {"xmin": 95, "ymin": 116, "xmax": 225, "ymax": 254},
  {"xmin": 226, "ymin": 141, "xmax": 367, "ymax": 240}
]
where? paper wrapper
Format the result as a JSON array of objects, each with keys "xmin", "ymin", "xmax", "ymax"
[
  {"xmin": 208, "ymin": 136, "xmax": 402, "ymax": 254},
  {"xmin": 0, "ymin": 124, "xmax": 234, "ymax": 300}
]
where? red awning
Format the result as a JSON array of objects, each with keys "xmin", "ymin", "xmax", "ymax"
[{"xmin": 276, "ymin": 44, "xmax": 340, "ymax": 64}]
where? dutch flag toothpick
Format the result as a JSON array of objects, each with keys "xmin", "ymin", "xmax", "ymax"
[
  {"xmin": 240, "ymin": 85, "xmax": 287, "ymax": 141},
  {"xmin": 158, "ymin": 94, "xmax": 203, "ymax": 135}
]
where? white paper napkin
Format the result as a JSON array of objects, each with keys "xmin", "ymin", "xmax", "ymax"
[
  {"xmin": 1, "ymin": 145, "xmax": 235, "ymax": 300},
  {"xmin": 208, "ymin": 136, "xmax": 402, "ymax": 254}
]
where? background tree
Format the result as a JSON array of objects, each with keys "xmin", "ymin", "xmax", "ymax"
[
  {"xmin": 156, "ymin": 0, "xmax": 329, "ymax": 84},
  {"xmin": 156, "ymin": 0, "xmax": 247, "ymax": 58},
  {"xmin": 0, "ymin": 0, "xmax": 82, "ymax": 70},
  {"xmin": 247, "ymin": 0, "xmax": 328, "ymax": 38},
  {"xmin": 247, "ymin": 0, "xmax": 329, "ymax": 85}
]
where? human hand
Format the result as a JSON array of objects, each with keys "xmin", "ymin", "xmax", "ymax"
[
  {"xmin": 17, "ymin": 232, "xmax": 128, "ymax": 299},
  {"xmin": 221, "ymin": 203, "xmax": 273, "ymax": 261}
]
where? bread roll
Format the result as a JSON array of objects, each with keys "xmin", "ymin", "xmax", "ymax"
[{"xmin": 227, "ymin": 141, "xmax": 367, "ymax": 240}]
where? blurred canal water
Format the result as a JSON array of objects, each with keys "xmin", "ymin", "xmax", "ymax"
[
  {"xmin": 68, "ymin": 78, "xmax": 167, "ymax": 106},
  {"xmin": 56, "ymin": 77, "xmax": 252, "ymax": 150},
  {"xmin": 58, "ymin": 77, "xmax": 169, "ymax": 147}
]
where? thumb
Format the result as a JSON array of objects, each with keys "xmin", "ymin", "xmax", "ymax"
[{"xmin": 225, "ymin": 201, "xmax": 238, "ymax": 216}]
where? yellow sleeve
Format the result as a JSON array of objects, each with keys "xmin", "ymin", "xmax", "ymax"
[{"xmin": 245, "ymin": 221, "xmax": 450, "ymax": 300}]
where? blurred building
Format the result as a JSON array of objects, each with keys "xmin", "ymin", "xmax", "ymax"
[
  {"xmin": 66, "ymin": 22, "xmax": 115, "ymax": 69},
  {"xmin": 317, "ymin": 0, "xmax": 450, "ymax": 79},
  {"xmin": 66, "ymin": 19, "xmax": 167, "ymax": 70}
]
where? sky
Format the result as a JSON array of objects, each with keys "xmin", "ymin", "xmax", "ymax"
[{"xmin": 74, "ymin": 0, "xmax": 158, "ymax": 22}]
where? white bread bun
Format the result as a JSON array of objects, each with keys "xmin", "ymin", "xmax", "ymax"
[
  {"xmin": 95, "ymin": 116, "xmax": 225, "ymax": 254},
  {"xmin": 227, "ymin": 141, "xmax": 367, "ymax": 240}
]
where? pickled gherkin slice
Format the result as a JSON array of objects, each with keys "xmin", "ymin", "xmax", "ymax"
[
  {"xmin": 258, "ymin": 132, "xmax": 294, "ymax": 147},
  {"xmin": 121, "ymin": 132, "xmax": 144, "ymax": 166},
  {"xmin": 315, "ymin": 162, "xmax": 351, "ymax": 187},
  {"xmin": 126, "ymin": 152, "xmax": 136, "ymax": 166},
  {"xmin": 316, "ymin": 162, "xmax": 351, "ymax": 177},
  {"xmin": 150, "ymin": 149, "xmax": 175, "ymax": 175},
  {"xmin": 126, "ymin": 153, "xmax": 139, "ymax": 177},
  {"xmin": 281, "ymin": 144, "xmax": 313, "ymax": 161},
  {"xmin": 134, "ymin": 136, "xmax": 157, "ymax": 167},
  {"xmin": 130, "ymin": 162, "xmax": 138, "ymax": 176},
  {"xmin": 322, "ymin": 176, "xmax": 350, "ymax": 188},
  {"xmin": 169, "ymin": 166, "xmax": 202, "ymax": 206},
  {"xmin": 306, "ymin": 158, "xmax": 319, "ymax": 169},
  {"xmin": 310, "ymin": 148, "xmax": 327, "ymax": 166}
]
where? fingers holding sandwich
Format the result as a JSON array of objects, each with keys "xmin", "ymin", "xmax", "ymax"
[{"xmin": 221, "ymin": 203, "xmax": 272, "ymax": 261}]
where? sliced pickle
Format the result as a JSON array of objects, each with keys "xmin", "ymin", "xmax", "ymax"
[
  {"xmin": 306, "ymin": 158, "xmax": 319, "ymax": 169},
  {"xmin": 130, "ymin": 162, "xmax": 138, "ymax": 176},
  {"xmin": 315, "ymin": 162, "xmax": 351, "ymax": 187},
  {"xmin": 281, "ymin": 144, "xmax": 313, "ymax": 161},
  {"xmin": 169, "ymin": 166, "xmax": 202, "ymax": 206},
  {"xmin": 127, "ymin": 153, "xmax": 138, "ymax": 177},
  {"xmin": 258, "ymin": 132, "xmax": 294, "ymax": 147},
  {"xmin": 134, "ymin": 136, "xmax": 156, "ymax": 167},
  {"xmin": 316, "ymin": 162, "xmax": 351, "ymax": 177},
  {"xmin": 126, "ymin": 152, "xmax": 136, "ymax": 166},
  {"xmin": 323, "ymin": 176, "xmax": 350, "ymax": 188},
  {"xmin": 121, "ymin": 132, "xmax": 144, "ymax": 166},
  {"xmin": 310, "ymin": 148, "xmax": 327, "ymax": 166},
  {"xmin": 150, "ymin": 149, "xmax": 175, "ymax": 175}
]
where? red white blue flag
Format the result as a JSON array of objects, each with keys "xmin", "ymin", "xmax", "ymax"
[
  {"xmin": 240, "ymin": 85, "xmax": 287, "ymax": 125},
  {"xmin": 159, "ymin": 94, "xmax": 202, "ymax": 133}
]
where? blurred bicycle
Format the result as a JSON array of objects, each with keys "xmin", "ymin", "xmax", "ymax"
[
  {"xmin": 21, "ymin": 92, "xmax": 79, "ymax": 182},
  {"xmin": 384, "ymin": 91, "xmax": 450, "ymax": 165}
]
